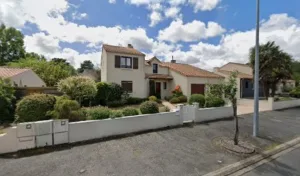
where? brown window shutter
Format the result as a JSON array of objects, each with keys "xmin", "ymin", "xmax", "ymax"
[
  {"xmin": 115, "ymin": 55, "xmax": 120, "ymax": 68},
  {"xmin": 133, "ymin": 57, "xmax": 138, "ymax": 69}
]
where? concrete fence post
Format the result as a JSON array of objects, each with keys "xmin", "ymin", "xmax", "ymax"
[
  {"xmin": 268, "ymin": 97, "xmax": 274, "ymax": 110},
  {"xmin": 178, "ymin": 104, "xmax": 184, "ymax": 124},
  {"xmin": 192, "ymin": 102, "xmax": 199, "ymax": 121}
]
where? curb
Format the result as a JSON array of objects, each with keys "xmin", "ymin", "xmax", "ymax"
[{"xmin": 203, "ymin": 136, "xmax": 300, "ymax": 176}]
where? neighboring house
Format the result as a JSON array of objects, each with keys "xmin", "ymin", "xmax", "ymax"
[
  {"xmin": 101, "ymin": 44, "xmax": 223, "ymax": 98},
  {"xmin": 214, "ymin": 62, "xmax": 295, "ymax": 99},
  {"xmin": 0, "ymin": 67, "xmax": 46, "ymax": 87},
  {"xmin": 79, "ymin": 69, "xmax": 101, "ymax": 82}
]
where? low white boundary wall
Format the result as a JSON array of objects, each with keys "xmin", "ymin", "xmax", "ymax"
[
  {"xmin": 195, "ymin": 106, "xmax": 233, "ymax": 123},
  {"xmin": 268, "ymin": 97, "xmax": 300, "ymax": 110},
  {"xmin": 69, "ymin": 112, "xmax": 180, "ymax": 143}
]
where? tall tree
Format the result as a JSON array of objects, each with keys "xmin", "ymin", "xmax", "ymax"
[
  {"xmin": 249, "ymin": 41, "xmax": 292, "ymax": 98},
  {"xmin": 78, "ymin": 60, "xmax": 94, "ymax": 73},
  {"xmin": 51, "ymin": 58, "xmax": 77, "ymax": 75},
  {"xmin": 0, "ymin": 24, "xmax": 25, "ymax": 65},
  {"xmin": 25, "ymin": 52, "xmax": 46, "ymax": 61}
]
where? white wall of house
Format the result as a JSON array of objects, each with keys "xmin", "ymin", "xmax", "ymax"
[
  {"xmin": 169, "ymin": 70, "xmax": 188, "ymax": 96},
  {"xmin": 220, "ymin": 63, "xmax": 252, "ymax": 75},
  {"xmin": 214, "ymin": 70, "xmax": 241, "ymax": 99},
  {"xmin": 100, "ymin": 49, "xmax": 108, "ymax": 81},
  {"xmin": 11, "ymin": 70, "xmax": 46, "ymax": 87},
  {"xmin": 187, "ymin": 77, "xmax": 224, "ymax": 97},
  {"xmin": 101, "ymin": 50, "xmax": 148, "ymax": 98},
  {"xmin": 144, "ymin": 59, "xmax": 169, "ymax": 75}
]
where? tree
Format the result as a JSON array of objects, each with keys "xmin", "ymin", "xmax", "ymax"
[
  {"xmin": 9, "ymin": 57, "xmax": 76, "ymax": 86},
  {"xmin": 78, "ymin": 60, "xmax": 94, "ymax": 73},
  {"xmin": 57, "ymin": 76, "xmax": 97, "ymax": 105},
  {"xmin": 50, "ymin": 58, "xmax": 77, "ymax": 75},
  {"xmin": 291, "ymin": 61, "xmax": 300, "ymax": 86},
  {"xmin": 0, "ymin": 78, "xmax": 15, "ymax": 123},
  {"xmin": 249, "ymin": 41, "xmax": 292, "ymax": 98},
  {"xmin": 224, "ymin": 72, "xmax": 239, "ymax": 145},
  {"xmin": 25, "ymin": 52, "xmax": 46, "ymax": 61},
  {"xmin": 0, "ymin": 24, "xmax": 25, "ymax": 65}
]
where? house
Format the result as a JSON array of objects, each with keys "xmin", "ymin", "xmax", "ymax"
[
  {"xmin": 214, "ymin": 62, "xmax": 295, "ymax": 99},
  {"xmin": 0, "ymin": 67, "xmax": 46, "ymax": 87},
  {"xmin": 101, "ymin": 44, "xmax": 223, "ymax": 98},
  {"xmin": 79, "ymin": 69, "xmax": 101, "ymax": 82}
]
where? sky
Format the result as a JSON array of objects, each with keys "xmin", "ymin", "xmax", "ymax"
[{"xmin": 1, "ymin": 0, "xmax": 300, "ymax": 69}]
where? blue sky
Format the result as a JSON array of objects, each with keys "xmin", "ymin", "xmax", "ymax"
[{"xmin": 1, "ymin": 0, "xmax": 300, "ymax": 69}]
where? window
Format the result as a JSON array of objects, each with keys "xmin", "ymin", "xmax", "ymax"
[
  {"xmin": 153, "ymin": 63, "xmax": 158, "ymax": 73},
  {"xmin": 121, "ymin": 81, "xmax": 133, "ymax": 93},
  {"xmin": 163, "ymin": 82, "xmax": 167, "ymax": 90},
  {"xmin": 120, "ymin": 56, "xmax": 132, "ymax": 68}
]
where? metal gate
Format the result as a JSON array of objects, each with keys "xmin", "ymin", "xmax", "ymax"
[{"xmin": 182, "ymin": 105, "xmax": 195, "ymax": 123}]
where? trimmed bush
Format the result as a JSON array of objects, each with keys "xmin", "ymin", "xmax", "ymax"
[
  {"xmin": 189, "ymin": 94, "xmax": 205, "ymax": 107},
  {"xmin": 205, "ymin": 95, "xmax": 225, "ymax": 108},
  {"xmin": 122, "ymin": 107, "xmax": 139, "ymax": 116},
  {"xmin": 16, "ymin": 94, "xmax": 56, "ymax": 122},
  {"xmin": 140, "ymin": 101, "xmax": 159, "ymax": 114},
  {"xmin": 169, "ymin": 97, "xmax": 180, "ymax": 104},
  {"xmin": 148, "ymin": 96, "xmax": 157, "ymax": 102},
  {"xmin": 178, "ymin": 95, "xmax": 187, "ymax": 103},
  {"xmin": 86, "ymin": 107, "xmax": 111, "ymax": 120},
  {"xmin": 126, "ymin": 97, "xmax": 146, "ymax": 105},
  {"xmin": 110, "ymin": 110, "xmax": 123, "ymax": 118},
  {"xmin": 95, "ymin": 82, "xmax": 124, "ymax": 106},
  {"xmin": 164, "ymin": 96, "xmax": 172, "ymax": 101},
  {"xmin": 107, "ymin": 100, "xmax": 126, "ymax": 108},
  {"xmin": 0, "ymin": 78, "xmax": 15, "ymax": 123},
  {"xmin": 290, "ymin": 87, "xmax": 300, "ymax": 98}
]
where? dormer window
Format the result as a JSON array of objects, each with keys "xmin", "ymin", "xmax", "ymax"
[{"xmin": 153, "ymin": 63, "xmax": 158, "ymax": 73}]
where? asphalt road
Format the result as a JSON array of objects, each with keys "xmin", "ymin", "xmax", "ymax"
[
  {"xmin": 243, "ymin": 147, "xmax": 300, "ymax": 176},
  {"xmin": 0, "ymin": 108, "xmax": 300, "ymax": 176}
]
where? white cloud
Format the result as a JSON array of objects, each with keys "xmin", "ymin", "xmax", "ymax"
[
  {"xmin": 188, "ymin": 0, "xmax": 222, "ymax": 12},
  {"xmin": 72, "ymin": 12, "xmax": 88, "ymax": 20},
  {"xmin": 165, "ymin": 7, "xmax": 180, "ymax": 18},
  {"xmin": 168, "ymin": 0, "xmax": 186, "ymax": 6},
  {"xmin": 149, "ymin": 11, "xmax": 162, "ymax": 27},
  {"xmin": 158, "ymin": 19, "xmax": 226, "ymax": 42},
  {"xmin": 108, "ymin": 0, "xmax": 116, "ymax": 4},
  {"xmin": 0, "ymin": 0, "xmax": 26, "ymax": 28}
]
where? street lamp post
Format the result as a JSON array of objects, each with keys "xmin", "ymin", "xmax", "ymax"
[{"xmin": 253, "ymin": 0, "xmax": 260, "ymax": 137}]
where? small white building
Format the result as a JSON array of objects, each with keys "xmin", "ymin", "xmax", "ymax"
[{"xmin": 0, "ymin": 67, "xmax": 46, "ymax": 87}]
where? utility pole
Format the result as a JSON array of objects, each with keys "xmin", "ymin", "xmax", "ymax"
[{"xmin": 253, "ymin": 0, "xmax": 260, "ymax": 137}]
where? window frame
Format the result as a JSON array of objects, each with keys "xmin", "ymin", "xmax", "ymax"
[
  {"xmin": 163, "ymin": 82, "xmax": 167, "ymax": 90},
  {"xmin": 121, "ymin": 81, "xmax": 133, "ymax": 93},
  {"xmin": 153, "ymin": 63, "xmax": 158, "ymax": 73},
  {"xmin": 120, "ymin": 56, "xmax": 133, "ymax": 69}
]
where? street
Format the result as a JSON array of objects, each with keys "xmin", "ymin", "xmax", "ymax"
[{"xmin": 243, "ymin": 146, "xmax": 300, "ymax": 176}]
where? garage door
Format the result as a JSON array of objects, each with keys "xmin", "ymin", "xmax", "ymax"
[{"xmin": 191, "ymin": 84, "xmax": 205, "ymax": 95}]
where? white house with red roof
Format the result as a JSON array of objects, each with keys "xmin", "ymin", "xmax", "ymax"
[{"xmin": 0, "ymin": 67, "xmax": 46, "ymax": 87}]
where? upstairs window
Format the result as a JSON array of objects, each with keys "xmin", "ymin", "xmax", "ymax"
[
  {"xmin": 115, "ymin": 56, "xmax": 138, "ymax": 69},
  {"xmin": 153, "ymin": 63, "xmax": 158, "ymax": 73},
  {"xmin": 121, "ymin": 57, "xmax": 132, "ymax": 68}
]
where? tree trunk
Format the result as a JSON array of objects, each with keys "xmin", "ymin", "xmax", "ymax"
[
  {"xmin": 270, "ymin": 83, "xmax": 277, "ymax": 97},
  {"xmin": 233, "ymin": 98, "xmax": 239, "ymax": 145},
  {"xmin": 263, "ymin": 82, "xmax": 269, "ymax": 100}
]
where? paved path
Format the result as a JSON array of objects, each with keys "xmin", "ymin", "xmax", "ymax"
[
  {"xmin": 1, "ymin": 108, "xmax": 300, "ymax": 176},
  {"xmin": 242, "ymin": 147, "xmax": 300, "ymax": 176},
  {"xmin": 162, "ymin": 100, "xmax": 177, "ymax": 111}
]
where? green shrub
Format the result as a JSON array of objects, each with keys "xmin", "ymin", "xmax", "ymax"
[
  {"xmin": 110, "ymin": 110, "xmax": 123, "ymax": 118},
  {"xmin": 156, "ymin": 99, "xmax": 162, "ymax": 104},
  {"xmin": 178, "ymin": 95, "xmax": 187, "ymax": 103},
  {"xmin": 126, "ymin": 97, "xmax": 146, "ymax": 105},
  {"xmin": 290, "ymin": 87, "xmax": 300, "ymax": 98},
  {"xmin": 189, "ymin": 94, "xmax": 205, "ymax": 107},
  {"xmin": 164, "ymin": 96, "xmax": 172, "ymax": 101},
  {"xmin": 107, "ymin": 100, "xmax": 126, "ymax": 107},
  {"xmin": 140, "ymin": 101, "xmax": 159, "ymax": 114},
  {"xmin": 169, "ymin": 97, "xmax": 180, "ymax": 104},
  {"xmin": 205, "ymin": 95, "xmax": 225, "ymax": 108},
  {"xmin": 122, "ymin": 107, "xmax": 139, "ymax": 116},
  {"xmin": 95, "ymin": 82, "xmax": 124, "ymax": 106},
  {"xmin": 0, "ymin": 78, "xmax": 15, "ymax": 123},
  {"xmin": 148, "ymin": 96, "xmax": 157, "ymax": 102},
  {"xmin": 16, "ymin": 94, "xmax": 56, "ymax": 122},
  {"xmin": 86, "ymin": 107, "xmax": 111, "ymax": 120}
]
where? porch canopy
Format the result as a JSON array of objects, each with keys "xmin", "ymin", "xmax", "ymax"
[{"xmin": 145, "ymin": 74, "xmax": 173, "ymax": 80}]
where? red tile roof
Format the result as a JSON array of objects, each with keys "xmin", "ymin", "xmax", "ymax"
[
  {"xmin": 103, "ymin": 44, "xmax": 146, "ymax": 56},
  {"xmin": 160, "ymin": 62, "xmax": 223, "ymax": 78},
  {"xmin": 0, "ymin": 67, "xmax": 30, "ymax": 78},
  {"xmin": 145, "ymin": 74, "xmax": 173, "ymax": 80},
  {"xmin": 216, "ymin": 69, "xmax": 253, "ymax": 79}
]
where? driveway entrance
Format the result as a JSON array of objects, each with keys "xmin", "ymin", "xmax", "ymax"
[{"xmin": 237, "ymin": 99, "xmax": 271, "ymax": 115}]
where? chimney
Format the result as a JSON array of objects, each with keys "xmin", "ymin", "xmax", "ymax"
[
  {"xmin": 171, "ymin": 56, "xmax": 176, "ymax": 63},
  {"xmin": 128, "ymin": 44, "xmax": 133, "ymax": 48}
]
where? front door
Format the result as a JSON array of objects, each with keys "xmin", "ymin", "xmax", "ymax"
[{"xmin": 155, "ymin": 82, "xmax": 161, "ymax": 99}]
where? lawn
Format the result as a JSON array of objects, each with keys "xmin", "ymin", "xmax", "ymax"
[
  {"xmin": 275, "ymin": 96, "xmax": 295, "ymax": 101},
  {"xmin": 108, "ymin": 103, "xmax": 168, "ymax": 113}
]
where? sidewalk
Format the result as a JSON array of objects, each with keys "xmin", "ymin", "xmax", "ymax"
[{"xmin": 0, "ymin": 108, "xmax": 300, "ymax": 176}]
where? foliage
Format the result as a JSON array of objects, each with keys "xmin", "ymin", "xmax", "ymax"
[
  {"xmin": 122, "ymin": 107, "xmax": 139, "ymax": 116},
  {"xmin": 169, "ymin": 97, "xmax": 180, "ymax": 104},
  {"xmin": 159, "ymin": 106, "xmax": 170, "ymax": 112},
  {"xmin": 177, "ymin": 95, "xmax": 188, "ymax": 103},
  {"xmin": 16, "ymin": 94, "xmax": 56, "ymax": 122},
  {"xmin": 9, "ymin": 57, "xmax": 76, "ymax": 86},
  {"xmin": 148, "ymin": 96, "xmax": 157, "ymax": 102},
  {"xmin": 205, "ymin": 95, "xmax": 225, "ymax": 108},
  {"xmin": 164, "ymin": 96, "xmax": 172, "ymax": 101},
  {"xmin": 188, "ymin": 94, "xmax": 205, "ymax": 107},
  {"xmin": 249, "ymin": 41, "xmax": 293, "ymax": 98},
  {"xmin": 95, "ymin": 82, "xmax": 124, "ymax": 106},
  {"xmin": 49, "ymin": 96, "xmax": 85, "ymax": 122},
  {"xmin": 110, "ymin": 110, "xmax": 123, "ymax": 119},
  {"xmin": 86, "ymin": 107, "xmax": 111, "ymax": 120},
  {"xmin": 207, "ymin": 84, "xmax": 224, "ymax": 98},
  {"xmin": 281, "ymin": 84, "xmax": 293, "ymax": 93},
  {"xmin": 77, "ymin": 60, "xmax": 95, "ymax": 73},
  {"xmin": 107, "ymin": 100, "xmax": 126, "ymax": 108},
  {"xmin": 289, "ymin": 87, "xmax": 300, "ymax": 98},
  {"xmin": 58, "ymin": 76, "xmax": 97, "ymax": 104},
  {"xmin": 172, "ymin": 85, "xmax": 183, "ymax": 97},
  {"xmin": 0, "ymin": 78, "xmax": 15, "ymax": 123},
  {"xmin": 140, "ymin": 101, "xmax": 159, "ymax": 114},
  {"xmin": 0, "ymin": 24, "xmax": 25, "ymax": 65},
  {"xmin": 25, "ymin": 52, "xmax": 46, "ymax": 61},
  {"xmin": 126, "ymin": 97, "xmax": 146, "ymax": 105}
]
